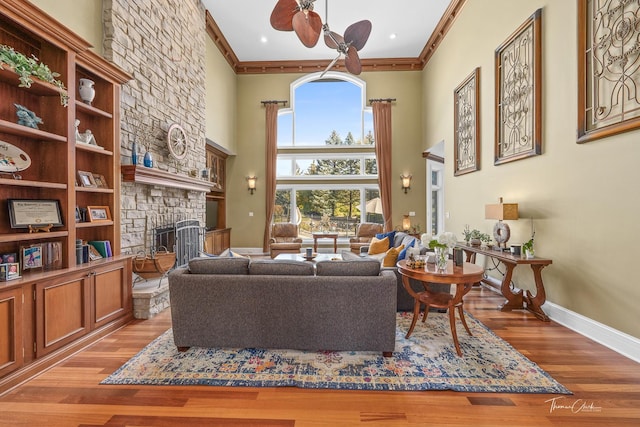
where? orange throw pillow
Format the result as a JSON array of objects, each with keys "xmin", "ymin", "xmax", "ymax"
[
  {"xmin": 368, "ymin": 236, "xmax": 390, "ymax": 255},
  {"xmin": 382, "ymin": 245, "xmax": 405, "ymax": 267}
]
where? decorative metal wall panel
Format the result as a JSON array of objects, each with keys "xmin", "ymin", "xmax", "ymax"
[
  {"xmin": 578, "ymin": 0, "xmax": 640, "ymax": 143},
  {"xmin": 454, "ymin": 67, "xmax": 480, "ymax": 176},
  {"xmin": 495, "ymin": 9, "xmax": 542, "ymax": 165}
]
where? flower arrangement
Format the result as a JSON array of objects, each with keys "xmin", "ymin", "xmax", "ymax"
[
  {"xmin": 421, "ymin": 231, "xmax": 457, "ymax": 249},
  {"xmin": 0, "ymin": 44, "xmax": 68, "ymax": 106}
]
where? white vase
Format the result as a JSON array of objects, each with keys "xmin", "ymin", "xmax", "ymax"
[{"xmin": 78, "ymin": 78, "xmax": 96, "ymax": 105}]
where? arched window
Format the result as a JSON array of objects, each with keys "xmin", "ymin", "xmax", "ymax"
[{"xmin": 275, "ymin": 72, "xmax": 381, "ymax": 242}]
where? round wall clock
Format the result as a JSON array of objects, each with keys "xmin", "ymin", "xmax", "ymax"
[{"xmin": 166, "ymin": 123, "xmax": 188, "ymax": 160}]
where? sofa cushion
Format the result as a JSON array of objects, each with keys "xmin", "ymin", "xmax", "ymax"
[
  {"xmin": 382, "ymin": 244, "xmax": 404, "ymax": 267},
  {"xmin": 249, "ymin": 259, "xmax": 314, "ymax": 276},
  {"xmin": 316, "ymin": 259, "xmax": 381, "ymax": 276},
  {"xmin": 188, "ymin": 257, "xmax": 250, "ymax": 275},
  {"xmin": 376, "ymin": 230, "xmax": 396, "ymax": 244},
  {"xmin": 397, "ymin": 239, "xmax": 415, "ymax": 261},
  {"xmin": 368, "ymin": 236, "xmax": 389, "ymax": 255}
]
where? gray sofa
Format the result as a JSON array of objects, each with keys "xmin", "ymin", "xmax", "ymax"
[
  {"xmin": 168, "ymin": 257, "xmax": 397, "ymax": 356},
  {"xmin": 342, "ymin": 231, "xmax": 449, "ymax": 311}
]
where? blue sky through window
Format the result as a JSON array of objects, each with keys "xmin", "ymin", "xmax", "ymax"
[{"xmin": 293, "ymin": 80, "xmax": 363, "ymax": 145}]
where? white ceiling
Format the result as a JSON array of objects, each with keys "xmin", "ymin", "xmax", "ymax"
[{"xmin": 201, "ymin": 0, "xmax": 452, "ymax": 62}]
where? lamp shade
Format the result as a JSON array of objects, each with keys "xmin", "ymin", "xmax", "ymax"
[{"xmin": 485, "ymin": 202, "xmax": 518, "ymax": 220}]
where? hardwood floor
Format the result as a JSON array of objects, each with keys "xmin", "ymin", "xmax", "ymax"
[{"xmin": 0, "ymin": 286, "xmax": 638, "ymax": 426}]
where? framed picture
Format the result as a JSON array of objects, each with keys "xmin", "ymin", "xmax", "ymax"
[
  {"xmin": 88, "ymin": 245, "xmax": 103, "ymax": 261},
  {"xmin": 8, "ymin": 199, "xmax": 63, "ymax": 229},
  {"xmin": 92, "ymin": 173, "xmax": 108, "ymax": 188},
  {"xmin": 454, "ymin": 67, "xmax": 480, "ymax": 176},
  {"xmin": 494, "ymin": 8, "xmax": 542, "ymax": 165},
  {"xmin": 21, "ymin": 244, "xmax": 43, "ymax": 271},
  {"xmin": 577, "ymin": 1, "xmax": 640, "ymax": 143},
  {"xmin": 87, "ymin": 205, "xmax": 112, "ymax": 222},
  {"xmin": 75, "ymin": 206, "xmax": 82, "ymax": 222},
  {"xmin": 77, "ymin": 170, "xmax": 97, "ymax": 187}
]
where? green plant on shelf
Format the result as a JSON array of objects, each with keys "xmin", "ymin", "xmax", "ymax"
[
  {"xmin": 462, "ymin": 225, "xmax": 491, "ymax": 244},
  {"xmin": 0, "ymin": 44, "xmax": 68, "ymax": 106}
]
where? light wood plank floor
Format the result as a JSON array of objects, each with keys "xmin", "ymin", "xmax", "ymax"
[{"xmin": 0, "ymin": 286, "xmax": 638, "ymax": 426}]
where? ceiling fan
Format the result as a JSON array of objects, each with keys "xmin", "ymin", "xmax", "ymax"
[
  {"xmin": 322, "ymin": 18, "xmax": 371, "ymax": 76},
  {"xmin": 270, "ymin": 0, "xmax": 372, "ymax": 76},
  {"xmin": 270, "ymin": 0, "xmax": 323, "ymax": 48}
]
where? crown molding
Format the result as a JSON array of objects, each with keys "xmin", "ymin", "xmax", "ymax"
[{"xmin": 205, "ymin": 0, "xmax": 466, "ymax": 75}]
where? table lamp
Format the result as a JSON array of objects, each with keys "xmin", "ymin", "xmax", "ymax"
[{"xmin": 485, "ymin": 197, "xmax": 518, "ymax": 249}]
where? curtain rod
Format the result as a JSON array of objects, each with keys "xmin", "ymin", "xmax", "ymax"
[
  {"xmin": 261, "ymin": 100, "xmax": 288, "ymax": 106},
  {"xmin": 368, "ymin": 98, "xmax": 396, "ymax": 104}
]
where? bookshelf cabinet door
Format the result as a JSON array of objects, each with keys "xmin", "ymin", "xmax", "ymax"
[
  {"xmin": 35, "ymin": 273, "xmax": 91, "ymax": 358},
  {"xmin": 93, "ymin": 260, "xmax": 131, "ymax": 329},
  {"xmin": 0, "ymin": 287, "xmax": 23, "ymax": 377}
]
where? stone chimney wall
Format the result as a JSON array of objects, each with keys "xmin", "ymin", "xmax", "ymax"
[{"xmin": 102, "ymin": 0, "xmax": 207, "ymax": 253}]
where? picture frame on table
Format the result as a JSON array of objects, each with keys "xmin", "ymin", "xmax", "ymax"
[
  {"xmin": 20, "ymin": 244, "xmax": 43, "ymax": 272},
  {"xmin": 87, "ymin": 205, "xmax": 111, "ymax": 222},
  {"xmin": 7, "ymin": 199, "xmax": 63, "ymax": 229},
  {"xmin": 92, "ymin": 173, "xmax": 108, "ymax": 188},
  {"xmin": 77, "ymin": 170, "xmax": 97, "ymax": 187}
]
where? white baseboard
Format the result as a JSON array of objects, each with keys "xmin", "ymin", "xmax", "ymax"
[{"xmin": 544, "ymin": 301, "xmax": 640, "ymax": 363}]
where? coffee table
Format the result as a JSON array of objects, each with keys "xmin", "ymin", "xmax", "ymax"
[
  {"xmin": 274, "ymin": 253, "xmax": 342, "ymax": 262},
  {"xmin": 312, "ymin": 232, "xmax": 339, "ymax": 252},
  {"xmin": 396, "ymin": 259, "xmax": 484, "ymax": 356}
]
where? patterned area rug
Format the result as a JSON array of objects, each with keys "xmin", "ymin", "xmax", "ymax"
[{"xmin": 102, "ymin": 312, "xmax": 570, "ymax": 393}]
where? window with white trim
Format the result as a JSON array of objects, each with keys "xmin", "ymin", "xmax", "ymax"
[{"xmin": 275, "ymin": 72, "xmax": 380, "ymax": 241}]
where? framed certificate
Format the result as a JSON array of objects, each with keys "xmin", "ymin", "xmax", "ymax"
[{"xmin": 8, "ymin": 199, "xmax": 63, "ymax": 229}]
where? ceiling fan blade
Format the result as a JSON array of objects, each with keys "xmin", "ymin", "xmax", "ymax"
[
  {"xmin": 270, "ymin": 0, "xmax": 298, "ymax": 31},
  {"xmin": 292, "ymin": 10, "xmax": 322, "ymax": 47},
  {"xmin": 344, "ymin": 20, "xmax": 372, "ymax": 51},
  {"xmin": 320, "ymin": 54, "xmax": 341, "ymax": 78},
  {"xmin": 324, "ymin": 30, "xmax": 344, "ymax": 50},
  {"xmin": 344, "ymin": 45, "xmax": 362, "ymax": 75}
]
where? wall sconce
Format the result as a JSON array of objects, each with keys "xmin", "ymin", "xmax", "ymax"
[
  {"xmin": 400, "ymin": 174, "xmax": 412, "ymax": 194},
  {"xmin": 246, "ymin": 175, "xmax": 257, "ymax": 195},
  {"xmin": 402, "ymin": 214, "xmax": 411, "ymax": 232},
  {"xmin": 485, "ymin": 197, "xmax": 518, "ymax": 249}
]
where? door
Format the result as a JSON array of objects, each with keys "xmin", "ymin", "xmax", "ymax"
[{"xmin": 426, "ymin": 159, "xmax": 445, "ymax": 236}]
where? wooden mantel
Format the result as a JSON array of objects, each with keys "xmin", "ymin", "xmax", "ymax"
[{"xmin": 121, "ymin": 165, "xmax": 213, "ymax": 192}]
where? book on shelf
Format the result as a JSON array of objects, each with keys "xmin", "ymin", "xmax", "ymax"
[{"xmin": 88, "ymin": 240, "xmax": 112, "ymax": 258}]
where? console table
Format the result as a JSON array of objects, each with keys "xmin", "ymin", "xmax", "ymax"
[{"xmin": 457, "ymin": 244, "xmax": 552, "ymax": 321}]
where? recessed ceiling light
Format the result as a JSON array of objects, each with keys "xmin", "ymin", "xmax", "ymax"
[
  {"xmin": 389, "ymin": 33, "xmax": 397, "ymax": 40},
  {"xmin": 260, "ymin": 36, "xmax": 268, "ymax": 43}
]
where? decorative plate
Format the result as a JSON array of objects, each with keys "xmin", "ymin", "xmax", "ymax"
[{"xmin": 0, "ymin": 140, "xmax": 31, "ymax": 172}]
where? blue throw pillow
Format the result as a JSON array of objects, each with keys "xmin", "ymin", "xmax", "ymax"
[
  {"xmin": 375, "ymin": 231, "xmax": 396, "ymax": 249},
  {"xmin": 397, "ymin": 238, "xmax": 415, "ymax": 261}
]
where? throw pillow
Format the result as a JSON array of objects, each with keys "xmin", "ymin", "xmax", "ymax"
[
  {"xmin": 368, "ymin": 236, "xmax": 389, "ymax": 255},
  {"xmin": 397, "ymin": 239, "xmax": 415, "ymax": 261},
  {"xmin": 219, "ymin": 248, "xmax": 249, "ymax": 258},
  {"xmin": 382, "ymin": 244, "xmax": 405, "ymax": 267},
  {"xmin": 375, "ymin": 230, "xmax": 396, "ymax": 246}
]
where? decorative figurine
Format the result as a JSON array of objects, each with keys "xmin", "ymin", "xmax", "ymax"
[{"xmin": 14, "ymin": 104, "xmax": 43, "ymax": 129}]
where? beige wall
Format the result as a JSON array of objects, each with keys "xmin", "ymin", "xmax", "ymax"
[
  {"xmin": 29, "ymin": 0, "xmax": 103, "ymax": 53},
  {"xmin": 205, "ymin": 37, "xmax": 236, "ymax": 151},
  {"xmin": 228, "ymin": 71, "xmax": 425, "ymax": 247},
  {"xmin": 422, "ymin": 0, "xmax": 639, "ymax": 338}
]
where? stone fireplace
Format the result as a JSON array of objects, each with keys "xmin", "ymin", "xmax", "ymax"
[{"xmin": 102, "ymin": 0, "xmax": 208, "ymax": 256}]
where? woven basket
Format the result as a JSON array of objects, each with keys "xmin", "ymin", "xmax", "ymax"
[{"xmin": 132, "ymin": 248, "xmax": 175, "ymax": 279}]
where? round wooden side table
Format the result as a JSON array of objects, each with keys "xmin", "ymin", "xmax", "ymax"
[{"xmin": 396, "ymin": 259, "xmax": 484, "ymax": 356}]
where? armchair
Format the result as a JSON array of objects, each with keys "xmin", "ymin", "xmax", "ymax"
[
  {"xmin": 349, "ymin": 222, "xmax": 384, "ymax": 253},
  {"xmin": 269, "ymin": 222, "xmax": 303, "ymax": 258}
]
